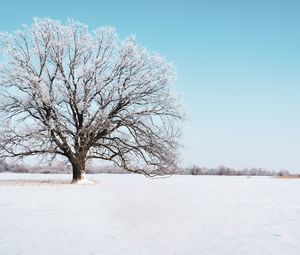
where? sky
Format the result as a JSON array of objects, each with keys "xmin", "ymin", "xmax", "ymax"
[{"xmin": 0, "ymin": 0, "xmax": 299, "ymax": 172}]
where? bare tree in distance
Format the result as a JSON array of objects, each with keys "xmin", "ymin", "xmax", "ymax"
[{"xmin": 0, "ymin": 18, "xmax": 183, "ymax": 183}]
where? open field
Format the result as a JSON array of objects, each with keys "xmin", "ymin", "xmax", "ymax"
[
  {"xmin": 275, "ymin": 176, "xmax": 300, "ymax": 179},
  {"xmin": 0, "ymin": 173, "xmax": 300, "ymax": 255}
]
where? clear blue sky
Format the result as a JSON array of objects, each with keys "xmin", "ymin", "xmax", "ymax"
[{"xmin": 1, "ymin": 0, "xmax": 299, "ymax": 172}]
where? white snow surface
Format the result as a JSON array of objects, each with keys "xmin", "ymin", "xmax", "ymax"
[{"xmin": 0, "ymin": 173, "xmax": 300, "ymax": 255}]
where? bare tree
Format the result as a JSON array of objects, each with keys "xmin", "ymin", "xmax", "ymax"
[{"xmin": 0, "ymin": 18, "xmax": 183, "ymax": 183}]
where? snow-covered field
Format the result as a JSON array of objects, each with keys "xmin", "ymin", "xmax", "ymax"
[{"xmin": 0, "ymin": 173, "xmax": 299, "ymax": 255}]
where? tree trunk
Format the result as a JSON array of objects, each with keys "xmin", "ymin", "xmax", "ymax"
[{"xmin": 71, "ymin": 157, "xmax": 87, "ymax": 183}]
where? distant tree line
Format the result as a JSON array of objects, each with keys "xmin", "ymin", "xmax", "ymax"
[
  {"xmin": 0, "ymin": 160, "xmax": 291, "ymax": 176},
  {"xmin": 180, "ymin": 165, "xmax": 291, "ymax": 176},
  {"xmin": 0, "ymin": 160, "xmax": 128, "ymax": 174}
]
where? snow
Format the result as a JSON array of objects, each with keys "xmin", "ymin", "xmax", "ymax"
[{"xmin": 0, "ymin": 173, "xmax": 300, "ymax": 255}]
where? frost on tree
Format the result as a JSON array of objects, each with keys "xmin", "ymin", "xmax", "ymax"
[{"xmin": 0, "ymin": 18, "xmax": 183, "ymax": 183}]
